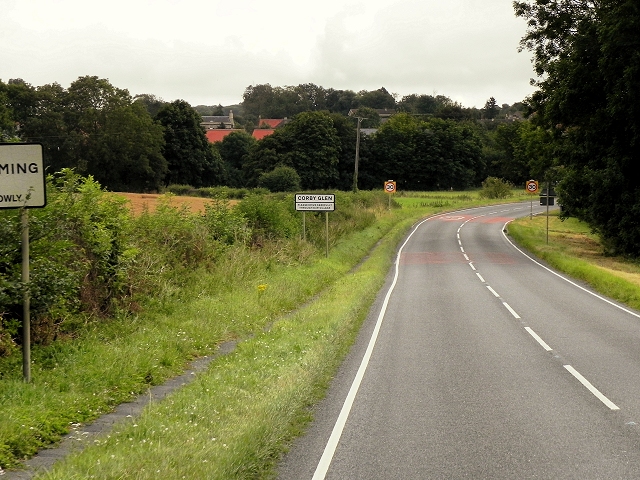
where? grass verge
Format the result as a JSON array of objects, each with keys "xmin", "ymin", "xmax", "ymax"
[{"xmin": 507, "ymin": 211, "xmax": 640, "ymax": 311}]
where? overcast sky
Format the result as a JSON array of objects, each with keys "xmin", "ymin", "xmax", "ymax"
[{"xmin": 2, "ymin": 0, "xmax": 537, "ymax": 109}]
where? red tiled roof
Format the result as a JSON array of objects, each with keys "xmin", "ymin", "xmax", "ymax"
[
  {"xmin": 258, "ymin": 119, "xmax": 284, "ymax": 128},
  {"xmin": 252, "ymin": 129, "xmax": 275, "ymax": 140},
  {"xmin": 205, "ymin": 129, "xmax": 245, "ymax": 143}
]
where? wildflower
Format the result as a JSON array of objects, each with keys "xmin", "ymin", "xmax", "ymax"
[{"xmin": 257, "ymin": 284, "xmax": 268, "ymax": 293}]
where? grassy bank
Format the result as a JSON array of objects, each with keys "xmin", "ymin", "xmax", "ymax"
[
  {"xmin": 507, "ymin": 211, "xmax": 640, "ymax": 311},
  {"xmin": 0, "ymin": 189, "xmax": 537, "ymax": 477}
]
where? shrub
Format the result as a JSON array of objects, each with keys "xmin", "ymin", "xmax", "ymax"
[
  {"xmin": 235, "ymin": 194, "xmax": 299, "ymax": 244},
  {"xmin": 479, "ymin": 177, "xmax": 514, "ymax": 199},
  {"xmin": 257, "ymin": 166, "xmax": 301, "ymax": 192}
]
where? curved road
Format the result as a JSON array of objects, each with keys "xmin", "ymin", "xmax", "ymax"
[{"xmin": 278, "ymin": 201, "xmax": 640, "ymax": 479}]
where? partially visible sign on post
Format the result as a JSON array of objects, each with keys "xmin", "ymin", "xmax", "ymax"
[
  {"xmin": 295, "ymin": 193, "xmax": 335, "ymax": 212},
  {"xmin": 0, "ymin": 143, "xmax": 46, "ymax": 209}
]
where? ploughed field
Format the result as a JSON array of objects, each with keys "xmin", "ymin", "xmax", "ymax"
[{"xmin": 113, "ymin": 192, "xmax": 236, "ymax": 215}]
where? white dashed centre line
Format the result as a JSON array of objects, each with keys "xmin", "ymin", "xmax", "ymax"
[
  {"xmin": 564, "ymin": 365, "xmax": 620, "ymax": 410},
  {"xmin": 525, "ymin": 327, "xmax": 553, "ymax": 351}
]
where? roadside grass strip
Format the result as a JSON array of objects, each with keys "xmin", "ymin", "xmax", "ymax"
[{"xmin": 32, "ymin": 216, "xmax": 406, "ymax": 479}]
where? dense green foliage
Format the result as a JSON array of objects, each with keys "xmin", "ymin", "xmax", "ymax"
[
  {"xmin": 515, "ymin": 0, "xmax": 640, "ymax": 255},
  {"xmin": 2, "ymin": 75, "xmax": 534, "ymax": 196},
  {"xmin": 213, "ymin": 130, "xmax": 256, "ymax": 187},
  {"xmin": 257, "ymin": 165, "xmax": 301, "ymax": 192},
  {"xmin": 0, "ymin": 172, "xmax": 393, "ymax": 360},
  {"xmin": 478, "ymin": 177, "xmax": 514, "ymax": 199},
  {"xmin": 366, "ymin": 114, "xmax": 484, "ymax": 190},
  {"xmin": 155, "ymin": 100, "xmax": 225, "ymax": 188},
  {"xmin": 1, "ymin": 77, "xmax": 167, "ymax": 192}
]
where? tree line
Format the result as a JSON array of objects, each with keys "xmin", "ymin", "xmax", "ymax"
[
  {"xmin": 1, "ymin": 76, "xmax": 531, "ymax": 194},
  {"xmin": 514, "ymin": 0, "xmax": 640, "ymax": 256}
]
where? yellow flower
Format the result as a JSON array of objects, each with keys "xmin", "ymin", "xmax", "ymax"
[{"xmin": 257, "ymin": 284, "xmax": 268, "ymax": 293}]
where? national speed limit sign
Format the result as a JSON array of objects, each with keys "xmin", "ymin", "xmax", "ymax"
[
  {"xmin": 526, "ymin": 180, "xmax": 538, "ymax": 194},
  {"xmin": 384, "ymin": 180, "xmax": 396, "ymax": 193}
]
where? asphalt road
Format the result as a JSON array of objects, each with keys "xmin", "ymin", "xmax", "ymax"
[{"xmin": 277, "ymin": 201, "xmax": 640, "ymax": 479}]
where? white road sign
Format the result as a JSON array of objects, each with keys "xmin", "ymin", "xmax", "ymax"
[
  {"xmin": 0, "ymin": 143, "xmax": 46, "ymax": 209},
  {"xmin": 295, "ymin": 193, "xmax": 335, "ymax": 211}
]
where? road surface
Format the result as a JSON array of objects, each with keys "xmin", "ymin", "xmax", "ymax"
[{"xmin": 278, "ymin": 201, "xmax": 640, "ymax": 479}]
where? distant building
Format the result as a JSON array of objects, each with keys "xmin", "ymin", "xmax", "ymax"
[
  {"xmin": 251, "ymin": 117, "xmax": 290, "ymax": 140},
  {"xmin": 252, "ymin": 129, "xmax": 276, "ymax": 140},
  {"xmin": 205, "ymin": 129, "xmax": 245, "ymax": 143},
  {"xmin": 201, "ymin": 111, "xmax": 235, "ymax": 130}
]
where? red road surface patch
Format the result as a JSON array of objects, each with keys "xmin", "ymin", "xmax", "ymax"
[
  {"xmin": 401, "ymin": 252, "xmax": 467, "ymax": 264},
  {"xmin": 439, "ymin": 215, "xmax": 472, "ymax": 222},
  {"xmin": 401, "ymin": 251, "xmax": 521, "ymax": 265},
  {"xmin": 469, "ymin": 216, "xmax": 513, "ymax": 224}
]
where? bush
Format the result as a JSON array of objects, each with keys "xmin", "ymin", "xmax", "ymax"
[
  {"xmin": 479, "ymin": 177, "xmax": 514, "ymax": 199},
  {"xmin": 0, "ymin": 170, "xmax": 136, "ymax": 346},
  {"xmin": 235, "ymin": 194, "xmax": 299, "ymax": 244},
  {"xmin": 257, "ymin": 166, "xmax": 301, "ymax": 192}
]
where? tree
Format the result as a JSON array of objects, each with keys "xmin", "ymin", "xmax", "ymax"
[
  {"xmin": 92, "ymin": 101, "xmax": 167, "ymax": 192},
  {"xmin": 483, "ymin": 97, "xmax": 499, "ymax": 119},
  {"xmin": 243, "ymin": 111, "xmax": 341, "ymax": 189},
  {"xmin": 257, "ymin": 166, "xmax": 301, "ymax": 192},
  {"xmin": 215, "ymin": 131, "xmax": 256, "ymax": 187},
  {"xmin": 349, "ymin": 107, "xmax": 381, "ymax": 129},
  {"xmin": 515, "ymin": 0, "xmax": 640, "ymax": 255},
  {"xmin": 368, "ymin": 113, "xmax": 482, "ymax": 191},
  {"xmin": 10, "ymin": 76, "xmax": 167, "ymax": 191},
  {"xmin": 155, "ymin": 100, "xmax": 223, "ymax": 187},
  {"xmin": 356, "ymin": 87, "xmax": 396, "ymax": 109},
  {"xmin": 134, "ymin": 94, "xmax": 166, "ymax": 117}
]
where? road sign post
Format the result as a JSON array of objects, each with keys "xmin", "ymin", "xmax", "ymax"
[
  {"xmin": 526, "ymin": 180, "xmax": 538, "ymax": 219},
  {"xmin": 1, "ymin": 143, "xmax": 46, "ymax": 383},
  {"xmin": 295, "ymin": 193, "xmax": 335, "ymax": 257},
  {"xmin": 384, "ymin": 180, "xmax": 396, "ymax": 210}
]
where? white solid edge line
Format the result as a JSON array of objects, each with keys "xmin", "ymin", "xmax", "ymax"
[
  {"xmin": 524, "ymin": 327, "xmax": 553, "ymax": 351},
  {"xmin": 312, "ymin": 213, "xmax": 440, "ymax": 479},
  {"xmin": 502, "ymin": 221, "xmax": 640, "ymax": 320},
  {"xmin": 564, "ymin": 365, "xmax": 620, "ymax": 410}
]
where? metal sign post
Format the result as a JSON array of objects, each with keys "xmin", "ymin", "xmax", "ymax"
[
  {"xmin": 0, "ymin": 143, "xmax": 46, "ymax": 383},
  {"xmin": 295, "ymin": 193, "xmax": 335, "ymax": 257},
  {"xmin": 384, "ymin": 180, "xmax": 396, "ymax": 210},
  {"xmin": 526, "ymin": 179, "xmax": 538, "ymax": 219}
]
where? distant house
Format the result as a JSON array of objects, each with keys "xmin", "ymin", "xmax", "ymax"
[
  {"xmin": 205, "ymin": 129, "xmax": 245, "ymax": 143},
  {"xmin": 252, "ymin": 129, "xmax": 276, "ymax": 140},
  {"xmin": 201, "ymin": 111, "xmax": 235, "ymax": 130},
  {"xmin": 251, "ymin": 117, "xmax": 289, "ymax": 140},
  {"xmin": 257, "ymin": 117, "xmax": 288, "ymax": 129},
  {"xmin": 360, "ymin": 128, "xmax": 378, "ymax": 136}
]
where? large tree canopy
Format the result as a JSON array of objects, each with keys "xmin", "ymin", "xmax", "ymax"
[
  {"xmin": 155, "ymin": 100, "xmax": 224, "ymax": 188},
  {"xmin": 243, "ymin": 111, "xmax": 341, "ymax": 189},
  {"xmin": 368, "ymin": 113, "xmax": 483, "ymax": 191},
  {"xmin": 515, "ymin": 0, "xmax": 640, "ymax": 255},
  {"xmin": 4, "ymin": 76, "xmax": 167, "ymax": 192}
]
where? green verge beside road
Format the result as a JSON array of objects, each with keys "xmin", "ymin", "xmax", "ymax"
[{"xmin": 507, "ymin": 211, "xmax": 640, "ymax": 312}]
